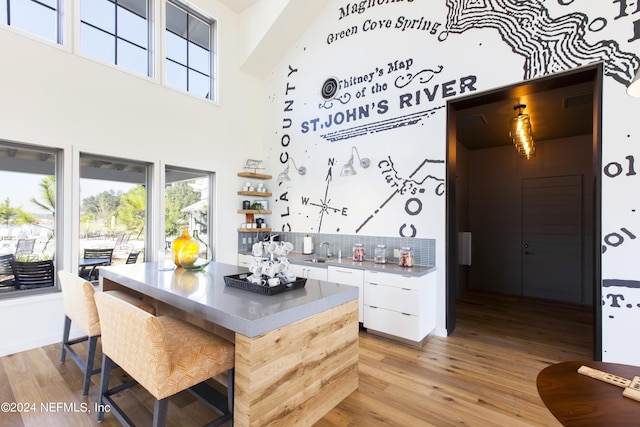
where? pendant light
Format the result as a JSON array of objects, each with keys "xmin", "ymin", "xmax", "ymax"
[{"xmin": 510, "ymin": 104, "xmax": 535, "ymax": 160}]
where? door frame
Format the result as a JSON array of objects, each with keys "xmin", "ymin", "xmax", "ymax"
[{"xmin": 445, "ymin": 63, "xmax": 603, "ymax": 359}]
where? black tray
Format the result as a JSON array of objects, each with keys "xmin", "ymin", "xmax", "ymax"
[{"xmin": 224, "ymin": 273, "xmax": 306, "ymax": 295}]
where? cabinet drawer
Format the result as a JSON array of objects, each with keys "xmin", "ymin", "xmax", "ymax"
[
  {"xmin": 364, "ymin": 270, "xmax": 422, "ymax": 290},
  {"xmin": 364, "ymin": 306, "xmax": 420, "ymax": 341},
  {"xmin": 238, "ymin": 253, "xmax": 253, "ymax": 267},
  {"xmin": 364, "ymin": 283, "xmax": 419, "ymax": 315},
  {"xmin": 289, "ymin": 264, "xmax": 327, "ymax": 281},
  {"xmin": 328, "ymin": 266, "xmax": 364, "ymax": 286}
]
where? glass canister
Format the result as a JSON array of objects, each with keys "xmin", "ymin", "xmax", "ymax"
[
  {"xmin": 352, "ymin": 243, "xmax": 365, "ymax": 262},
  {"xmin": 398, "ymin": 247, "xmax": 414, "ymax": 267},
  {"xmin": 374, "ymin": 244, "xmax": 387, "ymax": 264}
]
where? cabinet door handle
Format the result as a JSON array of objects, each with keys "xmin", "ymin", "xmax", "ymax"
[
  {"xmin": 402, "ymin": 288, "xmax": 412, "ymax": 291},
  {"xmin": 336, "ymin": 269, "xmax": 353, "ymax": 274},
  {"xmin": 401, "ymin": 313, "xmax": 411, "ymax": 316}
]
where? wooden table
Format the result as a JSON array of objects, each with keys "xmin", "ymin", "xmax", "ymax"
[
  {"xmin": 537, "ymin": 360, "xmax": 640, "ymax": 426},
  {"xmin": 100, "ymin": 261, "xmax": 359, "ymax": 427}
]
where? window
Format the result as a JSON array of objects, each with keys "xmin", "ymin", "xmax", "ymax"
[
  {"xmin": 1, "ymin": 0, "xmax": 61, "ymax": 43},
  {"xmin": 165, "ymin": 1, "xmax": 215, "ymax": 100},
  {"xmin": 164, "ymin": 166, "xmax": 213, "ymax": 256},
  {"xmin": 80, "ymin": 0, "xmax": 150, "ymax": 77},
  {"xmin": 0, "ymin": 142, "xmax": 58, "ymax": 295},
  {"xmin": 79, "ymin": 154, "xmax": 149, "ymax": 274}
]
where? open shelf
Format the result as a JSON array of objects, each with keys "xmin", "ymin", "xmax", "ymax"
[
  {"xmin": 238, "ymin": 191, "xmax": 272, "ymax": 197},
  {"xmin": 237, "ymin": 209, "xmax": 272, "ymax": 215},
  {"xmin": 238, "ymin": 172, "xmax": 272, "ymax": 180},
  {"xmin": 238, "ymin": 228, "xmax": 273, "ymax": 233}
]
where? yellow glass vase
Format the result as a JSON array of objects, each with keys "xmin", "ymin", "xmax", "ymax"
[{"xmin": 171, "ymin": 227, "xmax": 192, "ymax": 267}]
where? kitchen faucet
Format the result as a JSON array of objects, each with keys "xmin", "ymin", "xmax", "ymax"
[{"xmin": 319, "ymin": 242, "xmax": 332, "ymax": 259}]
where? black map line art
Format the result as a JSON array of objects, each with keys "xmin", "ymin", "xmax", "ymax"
[
  {"xmin": 302, "ymin": 158, "xmax": 346, "ymax": 233},
  {"xmin": 321, "ymin": 105, "xmax": 445, "ymax": 142},
  {"xmin": 319, "ymin": 92, "xmax": 352, "ymax": 109},
  {"xmin": 394, "ymin": 65, "xmax": 444, "ymax": 89},
  {"xmin": 604, "ymin": 279, "xmax": 640, "ymax": 289},
  {"xmin": 356, "ymin": 157, "xmax": 445, "ymax": 234},
  {"xmin": 445, "ymin": 0, "xmax": 640, "ymax": 86}
]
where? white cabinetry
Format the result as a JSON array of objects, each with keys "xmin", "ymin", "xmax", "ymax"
[
  {"xmin": 238, "ymin": 253, "xmax": 253, "ymax": 267},
  {"xmin": 364, "ymin": 270, "xmax": 436, "ymax": 344},
  {"xmin": 288, "ymin": 263, "xmax": 328, "ymax": 281},
  {"xmin": 328, "ymin": 266, "xmax": 364, "ymax": 323}
]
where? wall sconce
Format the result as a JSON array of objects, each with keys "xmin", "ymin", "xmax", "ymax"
[
  {"xmin": 510, "ymin": 104, "xmax": 535, "ymax": 160},
  {"xmin": 277, "ymin": 158, "xmax": 306, "ymax": 184},
  {"xmin": 340, "ymin": 146, "xmax": 370, "ymax": 176},
  {"xmin": 628, "ymin": 69, "xmax": 640, "ymax": 97}
]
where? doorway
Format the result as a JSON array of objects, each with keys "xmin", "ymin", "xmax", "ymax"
[{"xmin": 445, "ymin": 64, "xmax": 603, "ymax": 359}]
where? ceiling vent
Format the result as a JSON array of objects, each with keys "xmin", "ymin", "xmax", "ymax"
[
  {"xmin": 457, "ymin": 114, "xmax": 488, "ymax": 129},
  {"xmin": 564, "ymin": 93, "xmax": 593, "ymax": 109}
]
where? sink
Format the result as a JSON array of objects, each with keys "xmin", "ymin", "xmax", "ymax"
[{"xmin": 303, "ymin": 258, "xmax": 326, "ymax": 263}]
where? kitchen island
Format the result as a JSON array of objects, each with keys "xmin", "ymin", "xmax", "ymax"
[{"xmin": 100, "ymin": 261, "xmax": 359, "ymax": 427}]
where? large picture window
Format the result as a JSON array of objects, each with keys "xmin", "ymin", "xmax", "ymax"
[
  {"xmin": 80, "ymin": 0, "xmax": 150, "ymax": 77},
  {"xmin": 165, "ymin": 1, "xmax": 215, "ymax": 100},
  {"xmin": 0, "ymin": 142, "xmax": 58, "ymax": 295},
  {"xmin": 1, "ymin": 0, "xmax": 61, "ymax": 43},
  {"xmin": 79, "ymin": 154, "xmax": 149, "ymax": 281},
  {"xmin": 164, "ymin": 166, "xmax": 213, "ymax": 257}
]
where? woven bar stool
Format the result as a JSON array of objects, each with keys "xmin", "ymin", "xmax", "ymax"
[
  {"xmin": 94, "ymin": 291, "xmax": 235, "ymax": 427},
  {"xmin": 58, "ymin": 271, "xmax": 156, "ymax": 396}
]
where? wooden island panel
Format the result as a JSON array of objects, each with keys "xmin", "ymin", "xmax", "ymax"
[{"xmin": 234, "ymin": 299, "xmax": 359, "ymax": 427}]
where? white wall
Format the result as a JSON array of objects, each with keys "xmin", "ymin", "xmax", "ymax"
[
  {"xmin": 259, "ymin": 1, "xmax": 640, "ymax": 363},
  {"xmin": 0, "ymin": 0, "xmax": 263, "ymax": 356}
]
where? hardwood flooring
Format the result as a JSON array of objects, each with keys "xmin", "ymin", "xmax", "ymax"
[{"xmin": 0, "ymin": 290, "xmax": 592, "ymax": 426}]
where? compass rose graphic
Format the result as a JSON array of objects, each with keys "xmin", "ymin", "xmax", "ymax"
[{"xmin": 301, "ymin": 157, "xmax": 348, "ymax": 232}]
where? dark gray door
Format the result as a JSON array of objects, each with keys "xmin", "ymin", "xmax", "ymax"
[{"xmin": 522, "ymin": 175, "xmax": 583, "ymax": 303}]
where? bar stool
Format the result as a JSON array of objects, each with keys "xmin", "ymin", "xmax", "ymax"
[
  {"xmin": 58, "ymin": 271, "xmax": 156, "ymax": 396},
  {"xmin": 94, "ymin": 291, "xmax": 235, "ymax": 427}
]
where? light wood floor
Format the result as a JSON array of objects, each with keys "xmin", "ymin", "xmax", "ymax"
[{"xmin": 0, "ymin": 290, "xmax": 592, "ymax": 426}]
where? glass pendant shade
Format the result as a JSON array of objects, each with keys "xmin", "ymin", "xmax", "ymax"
[{"xmin": 510, "ymin": 105, "xmax": 535, "ymax": 160}]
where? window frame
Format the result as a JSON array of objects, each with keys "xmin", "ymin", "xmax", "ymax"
[
  {"xmin": 1, "ymin": 0, "xmax": 63, "ymax": 44},
  {"xmin": 163, "ymin": 165, "xmax": 215, "ymax": 260},
  {"xmin": 78, "ymin": 0, "xmax": 153, "ymax": 77},
  {"xmin": 164, "ymin": 0, "xmax": 216, "ymax": 101},
  {"xmin": 0, "ymin": 140, "xmax": 62, "ymax": 298}
]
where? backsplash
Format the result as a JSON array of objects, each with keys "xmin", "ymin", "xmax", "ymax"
[{"xmin": 237, "ymin": 231, "xmax": 436, "ymax": 267}]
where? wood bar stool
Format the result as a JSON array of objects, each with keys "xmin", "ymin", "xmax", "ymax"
[
  {"xmin": 94, "ymin": 291, "xmax": 235, "ymax": 427},
  {"xmin": 58, "ymin": 271, "xmax": 156, "ymax": 396}
]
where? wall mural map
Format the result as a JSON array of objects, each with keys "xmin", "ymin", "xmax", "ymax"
[{"xmin": 268, "ymin": 0, "xmax": 640, "ymax": 360}]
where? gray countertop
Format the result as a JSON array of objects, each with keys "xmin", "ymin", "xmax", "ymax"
[
  {"xmin": 100, "ymin": 262, "xmax": 358, "ymax": 338},
  {"xmin": 241, "ymin": 251, "xmax": 436, "ymax": 276}
]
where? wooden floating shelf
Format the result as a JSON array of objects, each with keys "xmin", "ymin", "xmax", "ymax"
[
  {"xmin": 237, "ymin": 209, "xmax": 272, "ymax": 214},
  {"xmin": 238, "ymin": 172, "xmax": 272, "ymax": 180},
  {"xmin": 238, "ymin": 228, "xmax": 273, "ymax": 233},
  {"xmin": 237, "ymin": 191, "xmax": 272, "ymax": 197}
]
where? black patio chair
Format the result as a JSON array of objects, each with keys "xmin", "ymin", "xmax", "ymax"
[
  {"xmin": 125, "ymin": 251, "xmax": 140, "ymax": 264},
  {"xmin": 80, "ymin": 248, "xmax": 114, "ymax": 281},
  {"xmin": 0, "ymin": 254, "xmax": 16, "ymax": 291},
  {"xmin": 11, "ymin": 259, "xmax": 55, "ymax": 290}
]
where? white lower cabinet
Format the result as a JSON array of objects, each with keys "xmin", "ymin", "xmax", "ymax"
[
  {"xmin": 238, "ymin": 253, "xmax": 253, "ymax": 267},
  {"xmin": 288, "ymin": 263, "xmax": 328, "ymax": 281},
  {"xmin": 364, "ymin": 270, "xmax": 436, "ymax": 343},
  {"xmin": 328, "ymin": 266, "xmax": 364, "ymax": 323}
]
